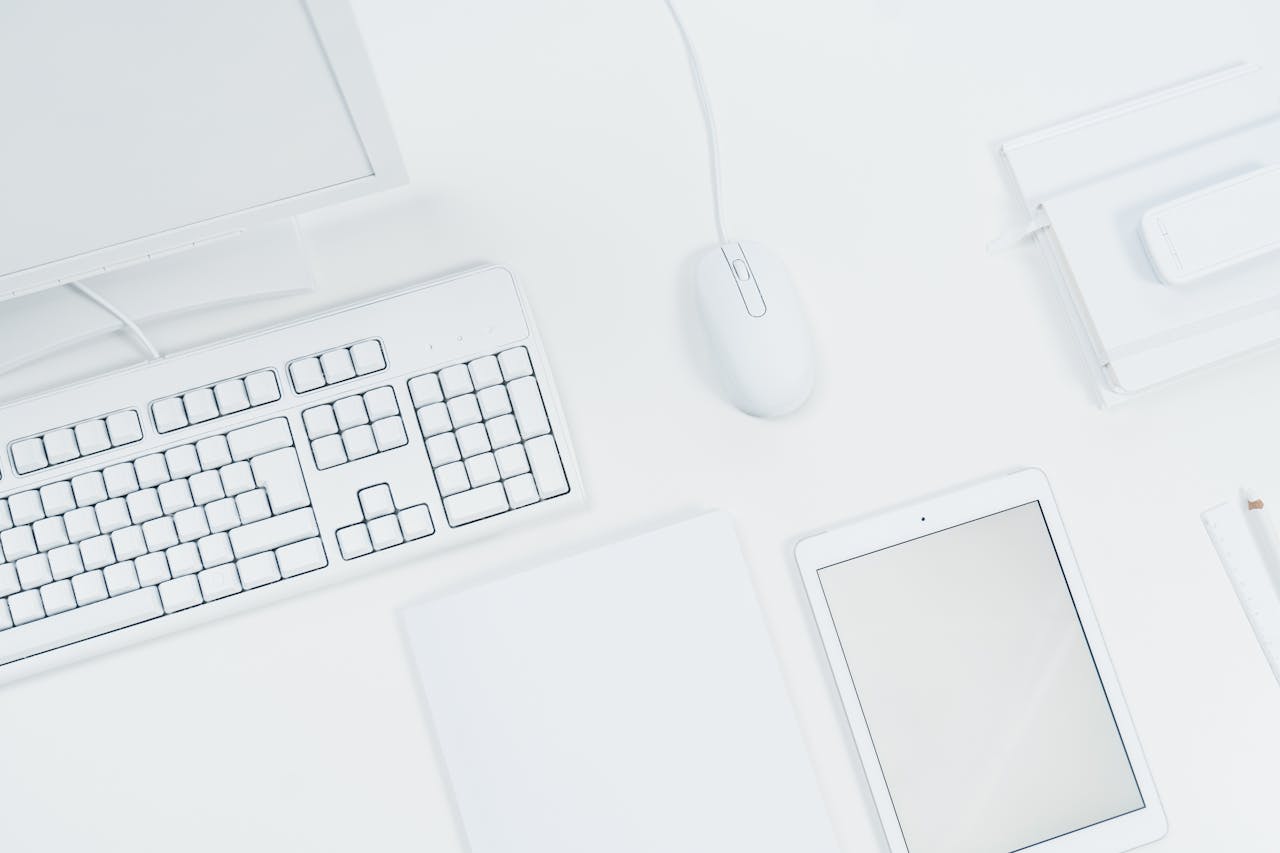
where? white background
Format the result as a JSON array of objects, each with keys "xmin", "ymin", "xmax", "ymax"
[{"xmin": 3, "ymin": 0, "xmax": 1280, "ymax": 850}]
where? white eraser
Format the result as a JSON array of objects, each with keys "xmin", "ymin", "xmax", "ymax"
[{"xmin": 1141, "ymin": 164, "xmax": 1280, "ymax": 285}]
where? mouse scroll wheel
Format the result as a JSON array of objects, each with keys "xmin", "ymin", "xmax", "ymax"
[{"xmin": 731, "ymin": 259, "xmax": 751, "ymax": 281}]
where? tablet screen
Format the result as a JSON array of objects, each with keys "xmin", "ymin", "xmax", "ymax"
[{"xmin": 817, "ymin": 501, "xmax": 1144, "ymax": 853}]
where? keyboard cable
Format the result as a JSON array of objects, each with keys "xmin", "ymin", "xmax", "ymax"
[
  {"xmin": 69, "ymin": 280, "xmax": 163, "ymax": 361},
  {"xmin": 662, "ymin": 0, "xmax": 729, "ymax": 246}
]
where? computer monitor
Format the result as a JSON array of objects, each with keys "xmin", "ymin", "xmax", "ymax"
[{"xmin": 0, "ymin": 0, "xmax": 405, "ymax": 303}]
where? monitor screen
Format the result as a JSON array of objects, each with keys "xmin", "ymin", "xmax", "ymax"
[
  {"xmin": 0, "ymin": 0, "xmax": 384, "ymax": 293},
  {"xmin": 817, "ymin": 501, "xmax": 1144, "ymax": 853}
]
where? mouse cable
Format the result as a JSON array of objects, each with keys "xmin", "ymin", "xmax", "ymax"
[
  {"xmin": 70, "ymin": 279, "xmax": 163, "ymax": 361},
  {"xmin": 662, "ymin": 0, "xmax": 729, "ymax": 245}
]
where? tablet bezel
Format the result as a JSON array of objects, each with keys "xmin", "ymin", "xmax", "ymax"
[{"xmin": 795, "ymin": 468, "xmax": 1166, "ymax": 853}]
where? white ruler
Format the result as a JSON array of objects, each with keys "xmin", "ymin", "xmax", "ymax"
[{"xmin": 1203, "ymin": 501, "xmax": 1280, "ymax": 685}]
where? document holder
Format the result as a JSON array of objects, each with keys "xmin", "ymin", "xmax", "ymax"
[{"xmin": 999, "ymin": 64, "xmax": 1280, "ymax": 405}]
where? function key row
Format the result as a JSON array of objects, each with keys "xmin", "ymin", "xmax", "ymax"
[
  {"xmin": 288, "ymin": 339, "xmax": 386, "ymax": 394},
  {"xmin": 9, "ymin": 411, "xmax": 144, "ymax": 477},
  {"xmin": 152, "ymin": 370, "xmax": 281, "ymax": 434}
]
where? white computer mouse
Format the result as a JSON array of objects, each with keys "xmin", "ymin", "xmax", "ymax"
[{"xmin": 694, "ymin": 241, "xmax": 815, "ymax": 418}]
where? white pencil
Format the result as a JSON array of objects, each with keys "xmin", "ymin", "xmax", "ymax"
[{"xmin": 1244, "ymin": 490, "xmax": 1280, "ymax": 578}]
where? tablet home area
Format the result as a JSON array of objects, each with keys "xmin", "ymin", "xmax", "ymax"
[{"xmin": 796, "ymin": 469, "xmax": 1165, "ymax": 853}]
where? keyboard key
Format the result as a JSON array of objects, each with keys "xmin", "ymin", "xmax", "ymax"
[
  {"xmin": 0, "ymin": 601, "xmax": 9, "ymax": 632},
  {"xmin": 364, "ymin": 387, "xmax": 398, "ymax": 421},
  {"xmin": 104, "ymin": 561, "xmax": 141, "ymax": 596},
  {"xmin": 159, "ymin": 576, "xmax": 202, "ymax": 613},
  {"xmin": 64, "ymin": 508, "xmax": 100, "ymax": 544},
  {"xmin": 334, "ymin": 396, "xmax": 369, "ymax": 430},
  {"xmin": 320, "ymin": 348, "xmax": 356, "ymax": 384},
  {"xmin": 229, "ymin": 508, "xmax": 318, "ymax": 560},
  {"xmin": 18, "ymin": 554, "xmax": 53, "ymax": 589},
  {"xmin": 237, "ymin": 552, "xmax": 281, "ymax": 589},
  {"xmin": 126, "ymin": 489, "xmax": 163, "ymax": 524},
  {"xmin": 2, "ymin": 526, "xmax": 37, "ymax": 561},
  {"xmin": 7, "ymin": 590, "xmax": 44, "ymax": 626},
  {"xmin": 337, "ymin": 524, "xmax": 373, "ymax": 560},
  {"xmin": 478, "ymin": 385, "xmax": 512, "ymax": 419},
  {"xmin": 72, "ymin": 570, "xmax": 109, "ymax": 606},
  {"xmin": 250, "ymin": 448, "xmax": 309, "ymax": 514},
  {"xmin": 12, "ymin": 438, "xmax": 48, "ymax": 474},
  {"xmin": 277, "ymin": 538, "xmax": 326, "ymax": 578},
  {"xmin": 174, "ymin": 508, "xmax": 211, "ymax": 543},
  {"xmin": 504, "ymin": 473, "xmax": 539, "ymax": 509},
  {"xmin": 426, "ymin": 433, "xmax": 461, "ymax": 467},
  {"xmin": 104, "ymin": 463, "xmax": 139, "ymax": 498},
  {"xmin": 41, "ymin": 580, "xmax": 76, "ymax": 615},
  {"xmin": 436, "ymin": 462, "xmax": 469, "ymax": 497},
  {"xmin": 350, "ymin": 340, "xmax": 386, "ymax": 375},
  {"xmin": 487, "ymin": 415, "xmax": 521, "ymax": 451},
  {"xmin": 448, "ymin": 394, "xmax": 482, "ymax": 428},
  {"xmin": 166, "ymin": 444, "xmax": 200, "ymax": 478},
  {"xmin": 158, "ymin": 480, "xmax": 194, "ymax": 515},
  {"xmin": 465, "ymin": 452, "xmax": 500, "ymax": 487},
  {"xmin": 39, "ymin": 482, "xmax": 75, "ymax": 518},
  {"xmin": 0, "ymin": 588, "xmax": 162, "ymax": 664},
  {"xmin": 80, "ymin": 536, "xmax": 116, "ymax": 571},
  {"xmin": 416, "ymin": 403, "xmax": 452, "ymax": 438},
  {"xmin": 196, "ymin": 435, "xmax": 232, "ymax": 470},
  {"xmin": 220, "ymin": 461, "xmax": 255, "ymax": 497},
  {"xmin": 408, "ymin": 374, "xmax": 443, "ymax": 407},
  {"xmin": 44, "ymin": 428, "xmax": 79, "ymax": 465},
  {"xmin": 342, "ymin": 425, "xmax": 377, "ymax": 461},
  {"xmin": 10, "ymin": 491, "xmax": 43, "ymax": 525},
  {"xmin": 74, "ymin": 420, "xmax": 111, "ymax": 455},
  {"xmin": 135, "ymin": 553, "xmax": 172, "ymax": 586},
  {"xmin": 244, "ymin": 370, "xmax": 281, "ymax": 406},
  {"xmin": 206, "ymin": 498, "xmax": 240, "ymax": 534},
  {"xmin": 134, "ymin": 454, "xmax": 170, "ymax": 488},
  {"xmin": 289, "ymin": 357, "xmax": 325, "ymax": 393},
  {"xmin": 526, "ymin": 436, "xmax": 569, "ymax": 498},
  {"xmin": 235, "ymin": 489, "xmax": 271, "ymax": 524},
  {"xmin": 0, "ymin": 500, "xmax": 12, "ymax": 531},
  {"xmin": 398, "ymin": 505, "xmax": 434, "ymax": 541},
  {"xmin": 227, "ymin": 418, "xmax": 292, "ymax": 462},
  {"xmin": 96, "ymin": 499, "xmax": 131, "ymax": 534},
  {"xmin": 0, "ymin": 563, "xmax": 20, "ymax": 597},
  {"xmin": 372, "ymin": 417, "xmax": 407, "ymax": 451},
  {"xmin": 444, "ymin": 483, "xmax": 509, "ymax": 526},
  {"xmin": 142, "ymin": 517, "xmax": 179, "ymax": 553},
  {"xmin": 184, "ymin": 388, "xmax": 219, "ymax": 424},
  {"xmin": 439, "ymin": 364, "xmax": 473, "ymax": 398},
  {"xmin": 71, "ymin": 472, "xmax": 108, "ymax": 508},
  {"xmin": 303, "ymin": 406, "xmax": 338, "ymax": 440},
  {"xmin": 106, "ymin": 411, "xmax": 143, "ymax": 446},
  {"xmin": 368, "ymin": 515, "xmax": 403, "ymax": 551},
  {"xmin": 498, "ymin": 346, "xmax": 533, "ymax": 380},
  {"xmin": 112, "ymin": 526, "xmax": 147, "ymax": 561},
  {"xmin": 189, "ymin": 471, "xmax": 225, "ymax": 506},
  {"xmin": 214, "ymin": 379, "xmax": 250, "ymax": 415},
  {"xmin": 456, "ymin": 423, "xmax": 490, "ymax": 458},
  {"xmin": 198, "ymin": 563, "xmax": 241, "ymax": 601},
  {"xmin": 152, "ymin": 397, "xmax": 188, "ymax": 433},
  {"xmin": 508, "ymin": 377, "xmax": 551, "ymax": 439},
  {"xmin": 33, "ymin": 517, "xmax": 69, "ymax": 552},
  {"xmin": 311, "ymin": 435, "xmax": 347, "ymax": 470},
  {"xmin": 358, "ymin": 485, "xmax": 395, "ymax": 520},
  {"xmin": 198, "ymin": 533, "xmax": 234, "ymax": 568},
  {"xmin": 468, "ymin": 355, "xmax": 503, "ymax": 390},
  {"xmin": 495, "ymin": 444, "xmax": 529, "ymax": 478},
  {"xmin": 166, "ymin": 543, "xmax": 201, "ymax": 578}
]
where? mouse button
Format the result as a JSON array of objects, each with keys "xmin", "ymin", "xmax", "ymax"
[
  {"xmin": 731, "ymin": 259, "xmax": 751, "ymax": 281},
  {"xmin": 738, "ymin": 278, "xmax": 767, "ymax": 317}
]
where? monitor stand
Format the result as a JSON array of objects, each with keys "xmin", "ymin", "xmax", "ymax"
[{"xmin": 0, "ymin": 219, "xmax": 315, "ymax": 384}]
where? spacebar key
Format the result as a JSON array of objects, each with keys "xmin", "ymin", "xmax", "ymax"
[{"xmin": 0, "ymin": 588, "xmax": 163, "ymax": 666}]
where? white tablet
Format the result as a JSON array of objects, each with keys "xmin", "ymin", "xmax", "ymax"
[{"xmin": 797, "ymin": 469, "xmax": 1165, "ymax": 853}]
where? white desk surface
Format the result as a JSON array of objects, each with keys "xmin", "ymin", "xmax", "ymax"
[{"xmin": 4, "ymin": 1, "xmax": 1279, "ymax": 850}]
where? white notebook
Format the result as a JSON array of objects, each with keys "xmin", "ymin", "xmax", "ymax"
[
  {"xmin": 1203, "ymin": 493, "xmax": 1280, "ymax": 685},
  {"xmin": 402, "ymin": 512, "xmax": 840, "ymax": 853}
]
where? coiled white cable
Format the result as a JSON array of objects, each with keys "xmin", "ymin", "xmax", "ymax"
[{"xmin": 662, "ymin": 0, "xmax": 729, "ymax": 245}]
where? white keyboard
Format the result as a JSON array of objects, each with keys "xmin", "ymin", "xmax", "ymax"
[{"xmin": 0, "ymin": 267, "xmax": 580, "ymax": 684}]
